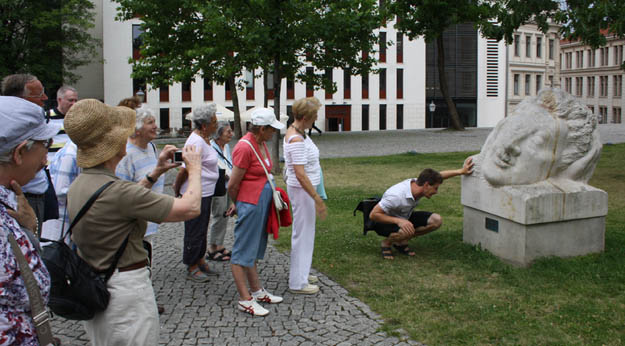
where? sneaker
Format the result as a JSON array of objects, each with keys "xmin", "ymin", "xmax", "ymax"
[
  {"xmin": 238, "ymin": 297, "xmax": 269, "ymax": 316},
  {"xmin": 252, "ymin": 288, "xmax": 283, "ymax": 304},
  {"xmin": 198, "ymin": 263, "xmax": 219, "ymax": 276},
  {"xmin": 186, "ymin": 268, "xmax": 210, "ymax": 282},
  {"xmin": 308, "ymin": 275, "xmax": 319, "ymax": 284},
  {"xmin": 289, "ymin": 284, "xmax": 319, "ymax": 295}
]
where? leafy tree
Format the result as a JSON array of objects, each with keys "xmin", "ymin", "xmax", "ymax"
[
  {"xmin": 116, "ymin": 0, "xmax": 381, "ymax": 170},
  {"xmin": 0, "ymin": 0, "xmax": 99, "ymax": 87}
]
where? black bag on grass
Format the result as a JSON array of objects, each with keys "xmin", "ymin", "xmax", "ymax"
[{"xmin": 353, "ymin": 197, "xmax": 381, "ymax": 235}]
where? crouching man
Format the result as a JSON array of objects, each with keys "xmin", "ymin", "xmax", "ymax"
[{"xmin": 369, "ymin": 158, "xmax": 474, "ymax": 260}]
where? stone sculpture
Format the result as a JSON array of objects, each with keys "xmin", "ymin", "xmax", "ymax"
[{"xmin": 462, "ymin": 88, "xmax": 608, "ymax": 266}]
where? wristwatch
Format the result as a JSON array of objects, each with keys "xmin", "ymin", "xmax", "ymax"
[{"xmin": 145, "ymin": 173, "xmax": 156, "ymax": 184}]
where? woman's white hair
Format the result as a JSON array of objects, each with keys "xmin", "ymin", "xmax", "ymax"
[
  {"xmin": 192, "ymin": 103, "xmax": 217, "ymax": 129},
  {"xmin": 130, "ymin": 105, "xmax": 156, "ymax": 138}
]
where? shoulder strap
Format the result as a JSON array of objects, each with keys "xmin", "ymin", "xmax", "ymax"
[
  {"xmin": 7, "ymin": 233, "xmax": 54, "ymax": 345},
  {"xmin": 212, "ymin": 142, "xmax": 232, "ymax": 167},
  {"xmin": 240, "ymin": 139, "xmax": 278, "ymax": 193},
  {"xmin": 149, "ymin": 142, "xmax": 157, "ymax": 159},
  {"xmin": 60, "ymin": 180, "xmax": 115, "ymax": 241}
]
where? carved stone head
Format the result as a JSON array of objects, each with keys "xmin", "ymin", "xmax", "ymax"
[{"xmin": 478, "ymin": 88, "xmax": 602, "ymax": 186}]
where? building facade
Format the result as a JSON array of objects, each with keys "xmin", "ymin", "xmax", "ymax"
[{"xmin": 560, "ymin": 33, "xmax": 624, "ymax": 124}]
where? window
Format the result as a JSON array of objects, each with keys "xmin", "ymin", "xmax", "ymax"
[
  {"xmin": 182, "ymin": 107, "xmax": 192, "ymax": 129},
  {"xmin": 565, "ymin": 77, "xmax": 572, "ymax": 93},
  {"xmin": 132, "ymin": 24, "xmax": 143, "ymax": 60},
  {"xmin": 549, "ymin": 39, "xmax": 554, "ymax": 60},
  {"xmin": 525, "ymin": 35, "xmax": 531, "ymax": 58},
  {"xmin": 181, "ymin": 81, "xmax": 191, "ymax": 102},
  {"xmin": 575, "ymin": 77, "xmax": 583, "ymax": 97},
  {"xmin": 159, "ymin": 108, "xmax": 170, "ymax": 129},
  {"xmin": 614, "ymin": 75, "xmax": 622, "ymax": 98},
  {"xmin": 203, "ymin": 79, "xmax": 213, "ymax": 101},
  {"xmin": 613, "ymin": 107, "xmax": 622, "ymax": 123},
  {"xmin": 576, "ymin": 51, "xmax": 583, "ymax": 68},
  {"xmin": 588, "ymin": 49, "xmax": 595, "ymax": 67},
  {"xmin": 379, "ymin": 104, "xmax": 387, "ymax": 130},
  {"xmin": 244, "ymin": 70, "xmax": 255, "ymax": 100},
  {"xmin": 565, "ymin": 52, "xmax": 572, "ymax": 69},
  {"xmin": 600, "ymin": 76, "xmax": 608, "ymax": 97},
  {"xmin": 286, "ymin": 76, "xmax": 295, "ymax": 99},
  {"xmin": 514, "ymin": 35, "xmax": 520, "ymax": 57},
  {"xmin": 362, "ymin": 105, "xmax": 369, "ymax": 130},
  {"xmin": 616, "ymin": 45, "xmax": 624, "ymax": 66},
  {"xmin": 159, "ymin": 85, "xmax": 169, "ymax": 102},
  {"xmin": 379, "ymin": 32, "xmax": 386, "ymax": 63},
  {"xmin": 379, "ymin": 68, "xmax": 386, "ymax": 99},
  {"xmin": 513, "ymin": 74, "xmax": 519, "ymax": 95},
  {"xmin": 396, "ymin": 33, "xmax": 403, "ymax": 63},
  {"xmin": 265, "ymin": 71, "xmax": 275, "ymax": 99},
  {"xmin": 396, "ymin": 69, "xmax": 403, "ymax": 99},
  {"xmin": 525, "ymin": 74, "xmax": 531, "ymax": 95},
  {"xmin": 598, "ymin": 106, "xmax": 608, "ymax": 123},
  {"xmin": 396, "ymin": 104, "xmax": 403, "ymax": 129},
  {"xmin": 306, "ymin": 67, "xmax": 314, "ymax": 97},
  {"xmin": 536, "ymin": 37, "xmax": 542, "ymax": 58},
  {"xmin": 587, "ymin": 76, "xmax": 595, "ymax": 97},
  {"xmin": 343, "ymin": 69, "xmax": 351, "ymax": 99},
  {"xmin": 536, "ymin": 74, "xmax": 542, "ymax": 93},
  {"xmin": 325, "ymin": 68, "xmax": 333, "ymax": 99},
  {"xmin": 362, "ymin": 73, "xmax": 369, "ymax": 99},
  {"xmin": 588, "ymin": 105, "xmax": 594, "ymax": 114},
  {"xmin": 549, "ymin": 75, "xmax": 554, "ymax": 86},
  {"xmin": 600, "ymin": 47, "xmax": 609, "ymax": 66}
]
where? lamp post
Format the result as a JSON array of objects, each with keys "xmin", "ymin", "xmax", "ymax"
[
  {"xmin": 136, "ymin": 88, "xmax": 145, "ymax": 103},
  {"xmin": 428, "ymin": 100, "xmax": 436, "ymax": 128}
]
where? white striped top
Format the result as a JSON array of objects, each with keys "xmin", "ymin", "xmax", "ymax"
[{"xmin": 283, "ymin": 134, "xmax": 321, "ymax": 187}]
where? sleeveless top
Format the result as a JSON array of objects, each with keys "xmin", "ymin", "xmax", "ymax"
[{"xmin": 283, "ymin": 134, "xmax": 321, "ymax": 187}]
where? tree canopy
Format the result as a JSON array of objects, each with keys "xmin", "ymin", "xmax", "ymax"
[{"xmin": 0, "ymin": 0, "xmax": 99, "ymax": 86}]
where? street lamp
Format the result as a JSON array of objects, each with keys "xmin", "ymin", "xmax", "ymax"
[
  {"xmin": 428, "ymin": 100, "xmax": 436, "ymax": 128},
  {"xmin": 136, "ymin": 88, "xmax": 145, "ymax": 103}
]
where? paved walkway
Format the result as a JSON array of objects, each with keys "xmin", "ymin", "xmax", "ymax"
[{"xmin": 51, "ymin": 125, "xmax": 625, "ymax": 345}]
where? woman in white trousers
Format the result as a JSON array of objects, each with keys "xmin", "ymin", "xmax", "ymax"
[{"xmin": 283, "ymin": 97, "xmax": 327, "ymax": 294}]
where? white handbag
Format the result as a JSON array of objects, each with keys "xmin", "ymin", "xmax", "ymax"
[{"xmin": 240, "ymin": 139, "xmax": 288, "ymax": 211}]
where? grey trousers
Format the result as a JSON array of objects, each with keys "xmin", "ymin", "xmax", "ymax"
[{"xmin": 209, "ymin": 194, "xmax": 230, "ymax": 246}]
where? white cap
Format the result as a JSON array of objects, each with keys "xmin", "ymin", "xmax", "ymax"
[{"xmin": 251, "ymin": 108, "xmax": 285, "ymax": 130}]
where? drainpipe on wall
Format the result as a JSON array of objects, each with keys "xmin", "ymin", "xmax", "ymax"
[{"xmin": 505, "ymin": 41, "xmax": 509, "ymax": 118}]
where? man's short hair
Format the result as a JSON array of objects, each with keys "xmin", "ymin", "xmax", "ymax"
[
  {"xmin": 57, "ymin": 85, "xmax": 77, "ymax": 100},
  {"xmin": 1, "ymin": 74, "xmax": 37, "ymax": 97},
  {"xmin": 416, "ymin": 168, "xmax": 443, "ymax": 186}
]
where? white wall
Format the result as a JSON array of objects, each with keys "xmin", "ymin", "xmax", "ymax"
[{"xmin": 476, "ymin": 34, "xmax": 507, "ymax": 127}]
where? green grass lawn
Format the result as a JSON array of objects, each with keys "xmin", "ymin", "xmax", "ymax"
[{"xmin": 275, "ymin": 143, "xmax": 625, "ymax": 345}]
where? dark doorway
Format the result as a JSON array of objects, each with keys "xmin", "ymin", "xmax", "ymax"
[{"xmin": 325, "ymin": 105, "xmax": 351, "ymax": 132}]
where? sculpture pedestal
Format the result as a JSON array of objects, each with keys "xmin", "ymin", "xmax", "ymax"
[{"xmin": 461, "ymin": 175, "xmax": 608, "ymax": 267}]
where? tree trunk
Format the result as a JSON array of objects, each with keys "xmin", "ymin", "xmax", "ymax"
[
  {"xmin": 436, "ymin": 36, "xmax": 464, "ymax": 130},
  {"xmin": 271, "ymin": 57, "xmax": 281, "ymax": 174},
  {"xmin": 228, "ymin": 75, "xmax": 243, "ymax": 138},
  {"xmin": 263, "ymin": 68, "xmax": 269, "ymax": 107}
]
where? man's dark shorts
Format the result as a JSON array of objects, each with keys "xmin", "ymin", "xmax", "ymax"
[{"xmin": 373, "ymin": 211, "xmax": 433, "ymax": 237}]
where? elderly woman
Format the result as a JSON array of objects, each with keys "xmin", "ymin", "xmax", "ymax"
[
  {"xmin": 207, "ymin": 121, "xmax": 234, "ymax": 261},
  {"xmin": 228, "ymin": 108, "xmax": 284, "ymax": 316},
  {"xmin": 0, "ymin": 96, "xmax": 59, "ymax": 345},
  {"xmin": 65, "ymin": 99, "xmax": 202, "ymax": 345},
  {"xmin": 283, "ymin": 97, "xmax": 327, "ymax": 295},
  {"xmin": 173, "ymin": 104, "xmax": 219, "ymax": 282}
]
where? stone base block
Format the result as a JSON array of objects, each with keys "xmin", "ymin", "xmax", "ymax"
[{"xmin": 463, "ymin": 206, "xmax": 605, "ymax": 267}]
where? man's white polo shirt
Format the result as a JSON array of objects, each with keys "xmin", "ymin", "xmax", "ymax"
[{"xmin": 378, "ymin": 178, "xmax": 421, "ymax": 219}]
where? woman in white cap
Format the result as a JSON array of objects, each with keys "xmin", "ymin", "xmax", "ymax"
[
  {"xmin": 228, "ymin": 107, "xmax": 285, "ymax": 316},
  {"xmin": 64, "ymin": 99, "xmax": 203, "ymax": 346},
  {"xmin": 0, "ymin": 96, "xmax": 60, "ymax": 345},
  {"xmin": 283, "ymin": 97, "xmax": 327, "ymax": 295}
]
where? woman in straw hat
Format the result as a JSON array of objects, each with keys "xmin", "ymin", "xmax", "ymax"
[
  {"xmin": 64, "ymin": 99, "xmax": 203, "ymax": 346},
  {"xmin": 0, "ymin": 96, "xmax": 60, "ymax": 345}
]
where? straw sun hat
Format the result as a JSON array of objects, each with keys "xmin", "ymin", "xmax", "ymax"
[{"xmin": 65, "ymin": 99, "xmax": 136, "ymax": 168}]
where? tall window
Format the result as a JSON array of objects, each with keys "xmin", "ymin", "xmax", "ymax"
[
  {"xmin": 265, "ymin": 71, "xmax": 275, "ymax": 99},
  {"xmin": 600, "ymin": 47, "xmax": 609, "ymax": 66},
  {"xmin": 525, "ymin": 35, "xmax": 531, "ymax": 58},
  {"xmin": 576, "ymin": 51, "xmax": 583, "ymax": 68},
  {"xmin": 362, "ymin": 105, "xmax": 369, "ymax": 130},
  {"xmin": 182, "ymin": 107, "xmax": 192, "ymax": 129},
  {"xmin": 588, "ymin": 49, "xmax": 596, "ymax": 67},
  {"xmin": 536, "ymin": 37, "xmax": 542, "ymax": 58},
  {"xmin": 244, "ymin": 70, "xmax": 255, "ymax": 100},
  {"xmin": 306, "ymin": 67, "xmax": 314, "ymax": 97},
  {"xmin": 514, "ymin": 35, "xmax": 520, "ymax": 57},
  {"xmin": 181, "ymin": 81, "xmax": 191, "ymax": 102},
  {"xmin": 379, "ymin": 32, "xmax": 386, "ymax": 63},
  {"xmin": 396, "ymin": 104, "xmax": 403, "ymax": 129},
  {"xmin": 286, "ymin": 76, "xmax": 295, "ymax": 99},
  {"xmin": 379, "ymin": 104, "xmax": 387, "ymax": 130},
  {"xmin": 598, "ymin": 106, "xmax": 608, "ymax": 123},
  {"xmin": 379, "ymin": 68, "xmax": 386, "ymax": 99},
  {"xmin": 565, "ymin": 77, "xmax": 572, "ymax": 93},
  {"xmin": 536, "ymin": 74, "xmax": 542, "ymax": 93},
  {"xmin": 600, "ymin": 76, "xmax": 608, "ymax": 97},
  {"xmin": 396, "ymin": 68, "xmax": 403, "ymax": 99},
  {"xmin": 613, "ymin": 107, "xmax": 622, "ymax": 123},
  {"xmin": 614, "ymin": 75, "xmax": 622, "ymax": 98},
  {"xmin": 343, "ymin": 69, "xmax": 351, "ymax": 99},
  {"xmin": 396, "ymin": 33, "xmax": 403, "ymax": 63},
  {"xmin": 513, "ymin": 74, "xmax": 520, "ymax": 95},
  {"xmin": 203, "ymin": 79, "xmax": 213, "ymax": 101},
  {"xmin": 159, "ymin": 108, "xmax": 170, "ymax": 130},
  {"xmin": 525, "ymin": 74, "xmax": 531, "ymax": 95},
  {"xmin": 159, "ymin": 85, "xmax": 169, "ymax": 102},
  {"xmin": 575, "ymin": 77, "xmax": 583, "ymax": 96},
  {"xmin": 548, "ymin": 39, "xmax": 554, "ymax": 60},
  {"xmin": 325, "ymin": 68, "xmax": 333, "ymax": 99},
  {"xmin": 587, "ymin": 76, "xmax": 595, "ymax": 97},
  {"xmin": 362, "ymin": 73, "xmax": 369, "ymax": 99}
]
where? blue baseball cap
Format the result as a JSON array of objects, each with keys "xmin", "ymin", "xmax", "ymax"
[{"xmin": 0, "ymin": 96, "xmax": 61, "ymax": 154}]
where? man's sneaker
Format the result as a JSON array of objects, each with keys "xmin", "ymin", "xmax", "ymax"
[
  {"xmin": 308, "ymin": 275, "xmax": 319, "ymax": 284},
  {"xmin": 238, "ymin": 297, "xmax": 269, "ymax": 316},
  {"xmin": 251, "ymin": 288, "xmax": 283, "ymax": 304},
  {"xmin": 289, "ymin": 284, "xmax": 319, "ymax": 295}
]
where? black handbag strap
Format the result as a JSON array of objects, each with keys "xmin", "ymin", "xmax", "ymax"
[{"xmin": 212, "ymin": 142, "xmax": 232, "ymax": 168}]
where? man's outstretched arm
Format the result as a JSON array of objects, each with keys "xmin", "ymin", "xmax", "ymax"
[{"xmin": 440, "ymin": 156, "xmax": 474, "ymax": 180}]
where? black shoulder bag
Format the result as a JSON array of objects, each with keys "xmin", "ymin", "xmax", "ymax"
[{"xmin": 40, "ymin": 181, "xmax": 130, "ymax": 320}]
